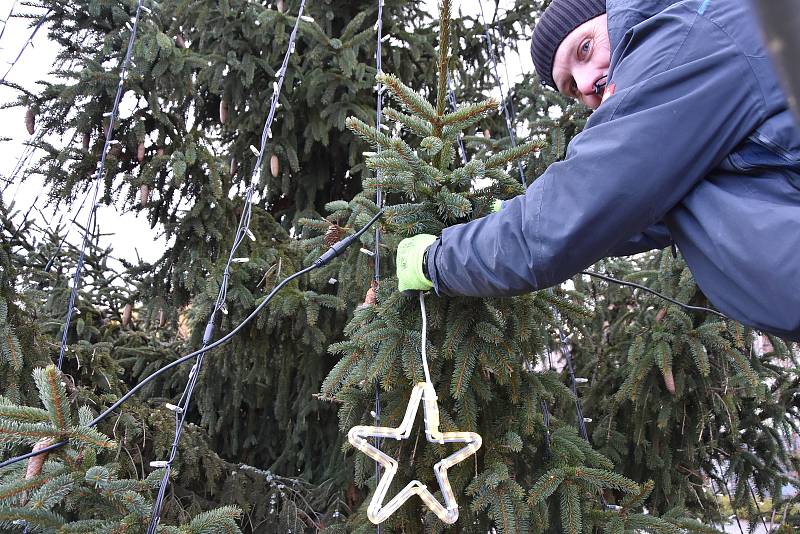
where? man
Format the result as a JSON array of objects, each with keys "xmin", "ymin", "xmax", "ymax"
[{"xmin": 396, "ymin": 0, "xmax": 800, "ymax": 341}]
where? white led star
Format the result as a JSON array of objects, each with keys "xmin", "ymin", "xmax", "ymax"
[{"xmin": 348, "ymin": 381, "xmax": 482, "ymax": 525}]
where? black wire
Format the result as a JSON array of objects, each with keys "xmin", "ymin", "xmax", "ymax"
[
  {"xmin": 580, "ymin": 270, "xmax": 728, "ymax": 320},
  {"xmin": 0, "ymin": 209, "xmax": 385, "ymax": 470}
]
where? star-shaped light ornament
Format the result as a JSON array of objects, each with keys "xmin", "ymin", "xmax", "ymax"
[{"xmin": 348, "ymin": 381, "xmax": 482, "ymax": 524}]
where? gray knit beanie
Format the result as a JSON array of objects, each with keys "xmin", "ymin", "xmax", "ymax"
[{"xmin": 531, "ymin": 0, "xmax": 607, "ymax": 89}]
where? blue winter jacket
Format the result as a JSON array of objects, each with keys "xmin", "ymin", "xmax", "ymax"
[{"xmin": 426, "ymin": 0, "xmax": 800, "ymax": 340}]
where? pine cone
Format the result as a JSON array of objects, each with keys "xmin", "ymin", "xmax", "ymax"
[
  {"xmin": 175, "ymin": 34, "xmax": 186, "ymax": 48},
  {"xmin": 25, "ymin": 438, "xmax": 54, "ymax": 480},
  {"xmin": 122, "ymin": 303, "xmax": 132, "ymax": 327},
  {"xmin": 82, "ymin": 132, "xmax": 91, "ymax": 151},
  {"xmin": 276, "ymin": 0, "xmax": 285, "ymax": 12},
  {"xmin": 230, "ymin": 158, "xmax": 238, "ymax": 177},
  {"xmin": 483, "ymin": 128, "xmax": 491, "ymax": 139},
  {"xmin": 655, "ymin": 307, "xmax": 668, "ymax": 323},
  {"xmin": 270, "ymin": 154, "xmax": 280, "ymax": 177},
  {"xmin": 662, "ymin": 367, "xmax": 676, "ymax": 394},
  {"xmin": 25, "ymin": 108, "xmax": 35, "ymax": 135},
  {"xmin": 324, "ymin": 224, "xmax": 344, "ymax": 247},
  {"xmin": 139, "ymin": 184, "xmax": 150, "ymax": 207},
  {"xmin": 137, "ymin": 142, "xmax": 146, "ymax": 162},
  {"xmin": 219, "ymin": 98, "xmax": 229, "ymax": 124},
  {"xmin": 363, "ymin": 281, "xmax": 379, "ymax": 306}
]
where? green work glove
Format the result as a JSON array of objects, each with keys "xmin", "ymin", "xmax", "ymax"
[
  {"xmin": 490, "ymin": 199, "xmax": 504, "ymax": 213},
  {"xmin": 396, "ymin": 234, "xmax": 437, "ymax": 293}
]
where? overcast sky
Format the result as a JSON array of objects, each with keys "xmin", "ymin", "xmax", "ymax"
[{"xmin": 0, "ymin": 1, "xmax": 530, "ymax": 267}]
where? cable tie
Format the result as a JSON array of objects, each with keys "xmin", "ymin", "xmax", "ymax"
[
  {"xmin": 300, "ymin": 15, "xmax": 314, "ymax": 22},
  {"xmin": 245, "ymin": 228, "xmax": 256, "ymax": 241},
  {"xmin": 220, "ymin": 304, "xmax": 228, "ymax": 315},
  {"xmin": 574, "ymin": 377, "xmax": 589, "ymax": 384},
  {"xmin": 150, "ymin": 461, "xmax": 169, "ymax": 468},
  {"xmin": 231, "ymin": 257, "xmax": 250, "ymax": 263},
  {"xmin": 102, "ymin": 111, "xmax": 113, "ymax": 117},
  {"xmin": 164, "ymin": 403, "xmax": 184, "ymax": 413},
  {"xmin": 328, "ymin": 278, "xmax": 337, "ymax": 285},
  {"xmin": 249, "ymin": 145, "xmax": 260, "ymax": 156},
  {"xmin": 583, "ymin": 417, "xmax": 593, "ymax": 423},
  {"xmin": 359, "ymin": 248, "xmax": 375, "ymax": 257},
  {"xmin": 140, "ymin": 5, "xmax": 152, "ymax": 13}
]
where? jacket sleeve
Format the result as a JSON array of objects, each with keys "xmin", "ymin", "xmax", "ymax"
[
  {"xmin": 606, "ymin": 223, "xmax": 672, "ymax": 257},
  {"xmin": 427, "ymin": 8, "xmax": 765, "ymax": 297}
]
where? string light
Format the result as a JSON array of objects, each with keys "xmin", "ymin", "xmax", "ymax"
[
  {"xmin": 144, "ymin": 2, "xmax": 308, "ymax": 531},
  {"xmin": 347, "ymin": 293, "xmax": 482, "ymax": 524},
  {"xmin": 372, "ymin": 2, "xmax": 386, "ymax": 532},
  {"xmin": 0, "ymin": 8, "xmax": 53, "ymax": 86},
  {"xmin": 55, "ymin": 0, "xmax": 147, "ymax": 370}
]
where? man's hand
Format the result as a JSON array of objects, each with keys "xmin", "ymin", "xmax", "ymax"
[{"xmin": 396, "ymin": 234, "xmax": 437, "ymax": 292}]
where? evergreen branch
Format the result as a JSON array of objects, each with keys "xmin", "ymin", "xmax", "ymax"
[
  {"xmin": 68, "ymin": 426, "xmax": 114, "ymax": 450},
  {"xmin": 187, "ymin": 505, "xmax": 243, "ymax": 533},
  {"xmin": 625, "ymin": 513, "xmax": 683, "ymax": 533},
  {"xmin": 436, "ymin": 0, "xmax": 452, "ymax": 117},
  {"xmin": 0, "ymin": 400, "xmax": 50, "ymax": 424},
  {"xmin": 1, "ymin": 332, "xmax": 22, "ymax": 371},
  {"xmin": 569, "ymin": 467, "xmax": 640, "ymax": 493},
  {"xmin": 33, "ymin": 366, "xmax": 71, "ymax": 432},
  {"xmin": 0, "ymin": 420, "xmax": 57, "ymax": 446},
  {"xmin": 0, "ymin": 474, "xmax": 53, "ymax": 502},
  {"xmin": 559, "ymin": 482, "xmax": 582, "ymax": 534},
  {"xmin": 0, "ymin": 506, "xmax": 64, "ymax": 530},
  {"xmin": 528, "ymin": 468, "xmax": 564, "ymax": 504},
  {"xmin": 485, "ymin": 141, "xmax": 542, "ymax": 170},
  {"xmin": 442, "ymin": 99, "xmax": 498, "ymax": 126},
  {"xmin": 377, "ymin": 73, "xmax": 437, "ymax": 123},
  {"xmin": 620, "ymin": 479, "xmax": 655, "ymax": 509},
  {"xmin": 26, "ymin": 473, "xmax": 74, "ymax": 511},
  {"xmin": 345, "ymin": 116, "xmax": 394, "ymax": 151},
  {"xmin": 383, "ymin": 107, "xmax": 433, "ymax": 137}
]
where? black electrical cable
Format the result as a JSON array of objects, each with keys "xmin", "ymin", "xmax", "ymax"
[
  {"xmin": 580, "ymin": 270, "xmax": 728, "ymax": 320},
  {"xmin": 0, "ymin": 208, "xmax": 385, "ymax": 470}
]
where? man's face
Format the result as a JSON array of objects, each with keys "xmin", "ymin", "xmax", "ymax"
[{"xmin": 551, "ymin": 14, "xmax": 611, "ymax": 109}]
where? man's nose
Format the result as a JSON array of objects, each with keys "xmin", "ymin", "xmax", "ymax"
[{"xmin": 575, "ymin": 72, "xmax": 599, "ymax": 96}]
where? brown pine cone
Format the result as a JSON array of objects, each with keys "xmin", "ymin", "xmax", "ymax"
[
  {"xmin": 25, "ymin": 438, "xmax": 54, "ymax": 480},
  {"xmin": 662, "ymin": 367, "xmax": 676, "ymax": 394},
  {"xmin": 25, "ymin": 108, "xmax": 35, "ymax": 135},
  {"xmin": 364, "ymin": 281, "xmax": 378, "ymax": 306},
  {"xmin": 324, "ymin": 224, "xmax": 344, "ymax": 247}
]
